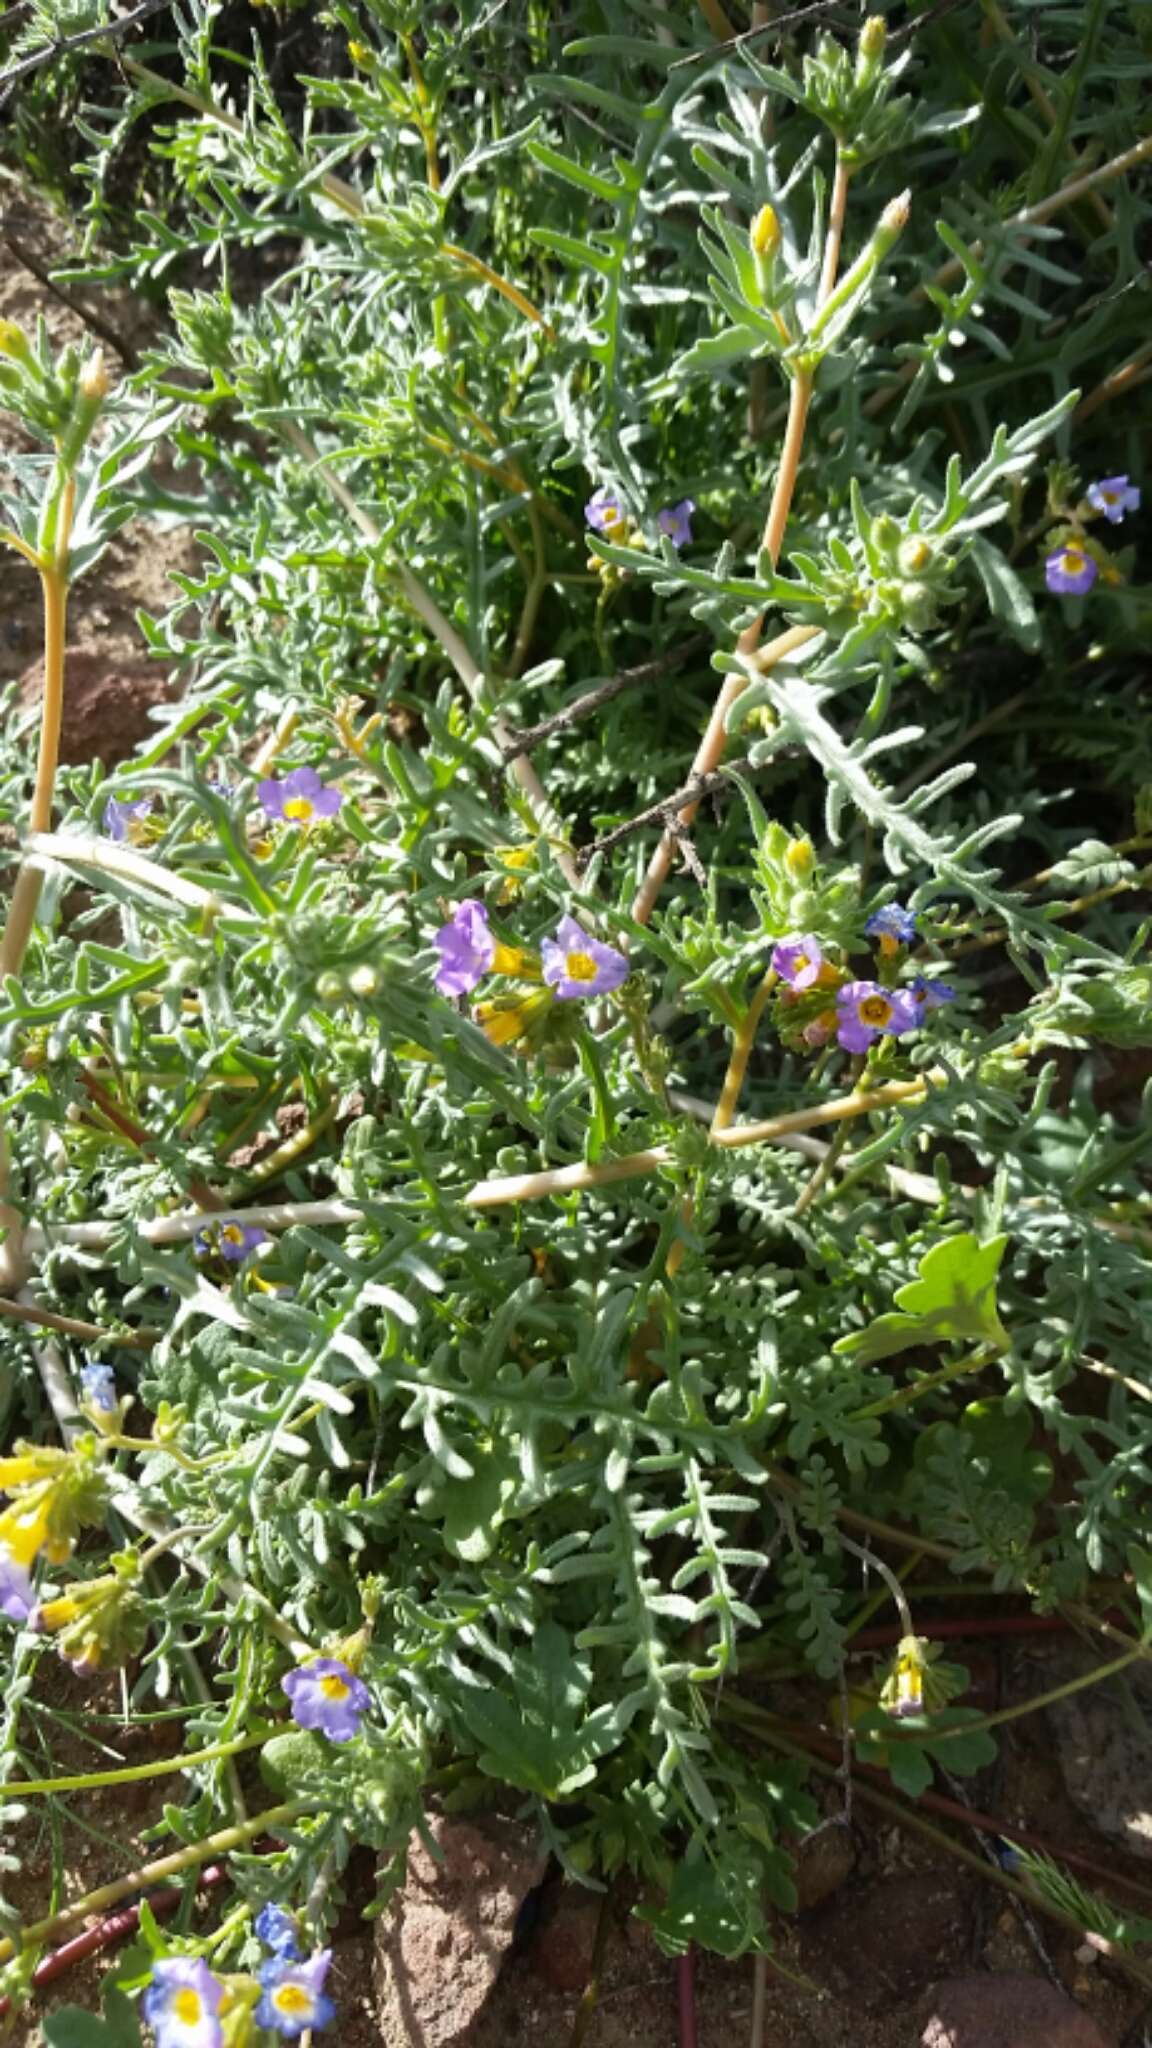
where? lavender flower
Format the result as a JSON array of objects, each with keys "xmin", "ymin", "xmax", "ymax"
[
  {"xmin": 103, "ymin": 795, "xmax": 154, "ymax": 844},
  {"xmin": 195, "ymin": 1221, "xmax": 268, "ymax": 1264},
  {"xmin": 1088, "ymin": 475, "xmax": 1140, "ymax": 525},
  {"xmin": 79, "ymin": 1362, "xmax": 117, "ymax": 1414},
  {"xmin": 656, "ymin": 498, "xmax": 695, "ymax": 548},
  {"xmin": 0, "ymin": 1546, "xmax": 34, "ymax": 1625},
  {"xmin": 1045, "ymin": 543, "xmax": 1098, "ymax": 596},
  {"xmin": 283, "ymin": 1657, "xmax": 370, "ymax": 1742},
  {"xmin": 835, "ymin": 980, "xmax": 919, "ymax": 1054},
  {"xmin": 142, "ymin": 1957, "xmax": 225, "ymax": 2048},
  {"xmin": 771, "ymin": 935, "xmax": 824, "ymax": 989},
  {"xmin": 585, "ymin": 485, "xmax": 626, "ymax": 536},
  {"xmin": 255, "ymin": 1950, "xmax": 336, "ymax": 2038},
  {"xmin": 911, "ymin": 975, "xmax": 955, "ymax": 1012},
  {"xmin": 865, "ymin": 903, "xmax": 917, "ymax": 947},
  {"xmin": 255, "ymin": 1904, "xmax": 304, "ymax": 1959},
  {"xmin": 258, "ymin": 767, "xmax": 343, "ymax": 826},
  {"xmin": 541, "ymin": 916, "xmax": 628, "ymax": 1000},
  {"xmin": 434, "ymin": 900, "xmax": 496, "ymax": 997}
]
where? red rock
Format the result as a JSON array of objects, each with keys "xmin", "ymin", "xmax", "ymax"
[
  {"xmin": 791, "ymin": 1820, "xmax": 856, "ymax": 1912},
  {"xmin": 920, "ymin": 1973, "xmax": 1114, "ymax": 2047},
  {"xmin": 801, "ymin": 1869, "xmax": 971, "ymax": 2008},
  {"xmin": 20, "ymin": 646, "xmax": 177, "ymax": 767},
  {"xmin": 373, "ymin": 1813, "xmax": 548, "ymax": 2046}
]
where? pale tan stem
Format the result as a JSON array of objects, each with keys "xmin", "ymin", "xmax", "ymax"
[
  {"xmin": 0, "ymin": 487, "xmax": 73, "ymax": 984},
  {"xmin": 1075, "ymin": 340, "xmax": 1152, "ymax": 422},
  {"xmin": 465, "ymin": 1073, "xmax": 937, "ymax": 1209},
  {"xmin": 629, "ymin": 624, "xmax": 818, "ymax": 927},
  {"xmin": 711, "ymin": 968, "xmax": 777, "ymax": 1135},
  {"xmin": 818, "ymin": 154, "xmax": 851, "ymax": 308}
]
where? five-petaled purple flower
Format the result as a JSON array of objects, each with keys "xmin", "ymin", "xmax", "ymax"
[
  {"xmin": 585, "ymin": 485, "xmax": 627, "ymax": 535},
  {"xmin": 256, "ymin": 1903, "xmax": 304, "ymax": 1959},
  {"xmin": 434, "ymin": 900, "xmax": 496, "ymax": 998},
  {"xmin": 835, "ymin": 980, "xmax": 919, "ymax": 1054},
  {"xmin": 259, "ymin": 767, "xmax": 343, "ymax": 827},
  {"xmin": 0, "ymin": 1546, "xmax": 34, "ymax": 1625},
  {"xmin": 541, "ymin": 915, "xmax": 628, "ymax": 1000},
  {"xmin": 771, "ymin": 935, "xmax": 824, "ymax": 989},
  {"xmin": 143, "ymin": 1956, "xmax": 225, "ymax": 2048},
  {"xmin": 79, "ymin": 1362, "xmax": 117, "ymax": 1414},
  {"xmin": 103, "ymin": 795, "xmax": 154, "ymax": 844},
  {"xmin": 283, "ymin": 1656, "xmax": 370, "ymax": 1742},
  {"xmin": 196, "ymin": 1221, "xmax": 268, "ymax": 1264},
  {"xmin": 255, "ymin": 1949, "xmax": 336, "ymax": 2038},
  {"xmin": 1045, "ymin": 544, "xmax": 1098, "ymax": 596},
  {"xmin": 911, "ymin": 975, "xmax": 955, "ymax": 1012},
  {"xmin": 657, "ymin": 499, "xmax": 695, "ymax": 549},
  {"xmin": 865, "ymin": 903, "xmax": 917, "ymax": 947},
  {"xmin": 1088, "ymin": 475, "xmax": 1140, "ymax": 525}
]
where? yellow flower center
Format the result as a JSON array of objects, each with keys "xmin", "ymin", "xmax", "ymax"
[
  {"xmin": 794, "ymin": 953, "xmax": 810, "ymax": 976},
  {"xmin": 565, "ymin": 950, "xmax": 599, "ymax": 983},
  {"xmin": 282, "ymin": 797, "xmax": 315, "ymax": 823},
  {"xmin": 1062, "ymin": 548, "xmax": 1086, "ymax": 573},
  {"xmin": 320, "ymin": 1672, "xmax": 350, "ymax": 1701},
  {"xmin": 172, "ymin": 1989, "xmax": 204, "ymax": 2024},
  {"xmin": 274, "ymin": 1984, "xmax": 313, "ymax": 2016},
  {"xmin": 1102, "ymin": 489, "xmax": 1119, "ymax": 504},
  {"xmin": 858, "ymin": 994, "xmax": 892, "ymax": 1026},
  {"xmin": 221, "ymin": 1224, "xmax": 244, "ymax": 1246}
]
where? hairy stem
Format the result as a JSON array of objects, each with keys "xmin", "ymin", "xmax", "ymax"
[{"xmin": 711, "ymin": 970, "xmax": 777, "ymax": 1135}]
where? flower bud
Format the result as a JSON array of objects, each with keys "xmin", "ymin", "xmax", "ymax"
[
  {"xmin": 880, "ymin": 190, "xmax": 911, "ymax": 239},
  {"xmin": 898, "ymin": 536, "xmax": 933, "ymax": 574},
  {"xmin": 872, "ymin": 512, "xmax": 901, "ymax": 557},
  {"xmin": 859, "ymin": 14, "xmax": 886, "ymax": 59},
  {"xmin": 899, "ymin": 581, "xmax": 937, "ymax": 632},
  {"xmin": 750, "ymin": 204, "xmax": 781, "ymax": 259},
  {"xmin": 347, "ymin": 38, "xmax": 372, "ymax": 64},
  {"xmin": 347, "ymin": 963, "xmax": 379, "ymax": 997},
  {"xmin": 77, "ymin": 350, "xmax": 110, "ymax": 402},
  {"xmin": 0, "ymin": 320, "xmax": 32, "ymax": 365},
  {"xmin": 316, "ymin": 972, "xmax": 345, "ymax": 1001},
  {"xmin": 785, "ymin": 837, "xmax": 814, "ymax": 880}
]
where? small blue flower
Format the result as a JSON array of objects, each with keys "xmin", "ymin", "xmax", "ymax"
[
  {"xmin": 1087, "ymin": 475, "xmax": 1140, "ymax": 525},
  {"xmin": 195, "ymin": 1220, "xmax": 268, "ymax": 1264},
  {"xmin": 256, "ymin": 1903, "xmax": 304, "ymax": 1959},
  {"xmin": 836, "ymin": 980, "xmax": 919, "ymax": 1054},
  {"xmin": 540, "ymin": 916, "xmax": 628, "ymax": 1001},
  {"xmin": 79, "ymin": 1362, "xmax": 117, "ymax": 1414},
  {"xmin": 0, "ymin": 1545, "xmax": 34, "ymax": 1625},
  {"xmin": 259, "ymin": 767, "xmax": 343, "ymax": 826},
  {"xmin": 255, "ymin": 1950, "xmax": 336, "ymax": 2037},
  {"xmin": 656, "ymin": 498, "xmax": 695, "ymax": 549},
  {"xmin": 103, "ymin": 795, "xmax": 154, "ymax": 844},
  {"xmin": 911, "ymin": 975, "xmax": 955, "ymax": 1013},
  {"xmin": 142, "ymin": 1957, "xmax": 225, "ymax": 2048},
  {"xmin": 771, "ymin": 934, "xmax": 824, "ymax": 989},
  {"xmin": 283, "ymin": 1657, "xmax": 370, "ymax": 1742},
  {"xmin": 865, "ymin": 903, "xmax": 917, "ymax": 947},
  {"xmin": 1045, "ymin": 544, "xmax": 1097, "ymax": 596},
  {"xmin": 585, "ymin": 485, "xmax": 626, "ymax": 536}
]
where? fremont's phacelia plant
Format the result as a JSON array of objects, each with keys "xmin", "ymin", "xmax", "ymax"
[
  {"xmin": 258, "ymin": 767, "xmax": 343, "ymax": 826},
  {"xmin": 835, "ymin": 980, "xmax": 920, "ymax": 1052},
  {"xmin": 541, "ymin": 916, "xmax": 628, "ymax": 999},
  {"xmin": 103, "ymin": 794, "xmax": 154, "ymax": 843},
  {"xmin": 433, "ymin": 899, "xmax": 495, "ymax": 997},
  {"xmin": 142, "ymin": 1958, "xmax": 225, "ymax": 2048},
  {"xmin": 1045, "ymin": 542, "xmax": 1098, "ymax": 595},
  {"xmin": 657, "ymin": 498, "xmax": 695, "ymax": 548},
  {"xmin": 1087, "ymin": 475, "xmax": 1140, "ymax": 524},
  {"xmin": 865, "ymin": 903, "xmax": 918, "ymax": 947},
  {"xmin": 771, "ymin": 934, "xmax": 825, "ymax": 988},
  {"xmin": 255, "ymin": 1951, "xmax": 336, "ymax": 2038}
]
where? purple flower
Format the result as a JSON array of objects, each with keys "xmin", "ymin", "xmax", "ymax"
[
  {"xmin": 255, "ymin": 1950, "xmax": 336, "ymax": 2038},
  {"xmin": 835, "ymin": 980, "xmax": 919, "ymax": 1054},
  {"xmin": 771, "ymin": 935, "xmax": 824, "ymax": 989},
  {"xmin": 1045, "ymin": 544, "xmax": 1097, "ymax": 596},
  {"xmin": 865, "ymin": 903, "xmax": 917, "ymax": 946},
  {"xmin": 103, "ymin": 795, "xmax": 153, "ymax": 844},
  {"xmin": 283, "ymin": 1657, "xmax": 370, "ymax": 1742},
  {"xmin": 0, "ymin": 1546, "xmax": 34, "ymax": 1625},
  {"xmin": 911, "ymin": 975, "xmax": 955, "ymax": 1012},
  {"xmin": 259, "ymin": 767, "xmax": 343, "ymax": 826},
  {"xmin": 540, "ymin": 915, "xmax": 628, "ymax": 1000},
  {"xmin": 79, "ymin": 1362, "xmax": 116, "ymax": 1414},
  {"xmin": 1088, "ymin": 475, "xmax": 1140, "ymax": 525},
  {"xmin": 143, "ymin": 1957, "xmax": 225, "ymax": 2048},
  {"xmin": 195, "ymin": 1221, "xmax": 268, "ymax": 1263},
  {"xmin": 434, "ymin": 899, "xmax": 496, "ymax": 998},
  {"xmin": 656, "ymin": 498, "xmax": 695, "ymax": 548},
  {"xmin": 256, "ymin": 1903, "xmax": 304, "ymax": 1959},
  {"xmin": 585, "ymin": 485, "xmax": 626, "ymax": 535}
]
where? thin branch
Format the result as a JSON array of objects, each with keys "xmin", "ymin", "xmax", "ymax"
[
  {"xmin": 2, "ymin": 228, "xmax": 142, "ymax": 370},
  {"xmin": 578, "ymin": 753, "xmax": 767, "ymax": 867},
  {"xmin": 0, "ymin": 1294, "xmax": 158, "ymax": 1347},
  {"xmin": 0, "ymin": 0, "xmax": 170, "ymax": 103},
  {"xmin": 500, "ymin": 637, "xmax": 710, "ymax": 760}
]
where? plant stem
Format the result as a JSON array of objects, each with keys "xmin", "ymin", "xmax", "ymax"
[
  {"xmin": 0, "ymin": 1295, "xmax": 158, "ymax": 1346},
  {"xmin": 0, "ymin": 482, "xmax": 72, "ymax": 984},
  {"xmin": 25, "ymin": 832, "xmax": 234, "ymax": 915},
  {"xmin": 568, "ymin": 1881, "xmax": 617, "ymax": 2048},
  {"xmin": 849, "ymin": 1345, "xmax": 1001, "ymax": 1422},
  {"xmin": 0, "ymin": 1799, "xmax": 312, "ymax": 1964},
  {"xmin": 817, "ymin": 153, "xmax": 852, "ymax": 316},
  {"xmin": 9, "ymin": 1724, "xmax": 280, "ymax": 1798},
  {"xmin": 711, "ymin": 970, "xmax": 777, "ymax": 1135},
  {"xmin": 889, "ymin": 1640, "xmax": 1150, "ymax": 1746},
  {"xmin": 630, "ymin": 624, "xmax": 818, "ymax": 926}
]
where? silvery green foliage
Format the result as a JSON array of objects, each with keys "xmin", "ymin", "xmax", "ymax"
[{"xmin": 1, "ymin": 0, "xmax": 1151, "ymax": 1979}]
